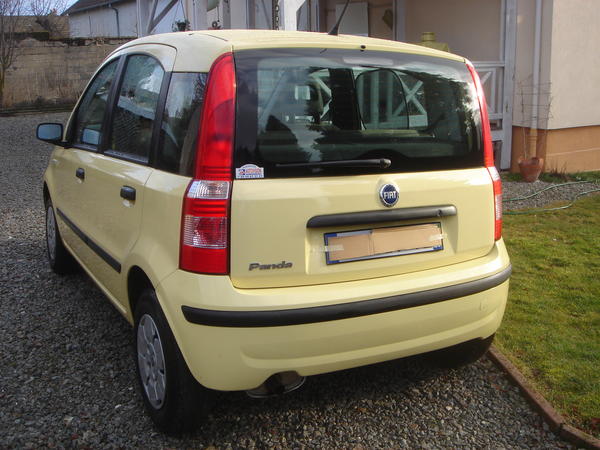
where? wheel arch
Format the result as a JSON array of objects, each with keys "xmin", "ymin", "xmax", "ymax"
[
  {"xmin": 127, "ymin": 266, "xmax": 154, "ymax": 322},
  {"xmin": 43, "ymin": 182, "xmax": 50, "ymax": 205}
]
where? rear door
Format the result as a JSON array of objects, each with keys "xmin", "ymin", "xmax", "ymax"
[{"xmin": 229, "ymin": 47, "xmax": 495, "ymax": 289}]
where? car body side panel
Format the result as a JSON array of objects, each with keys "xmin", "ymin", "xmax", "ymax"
[{"xmin": 120, "ymin": 170, "xmax": 190, "ymax": 320}]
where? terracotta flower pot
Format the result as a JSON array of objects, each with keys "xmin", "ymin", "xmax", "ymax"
[{"xmin": 518, "ymin": 157, "xmax": 544, "ymax": 182}]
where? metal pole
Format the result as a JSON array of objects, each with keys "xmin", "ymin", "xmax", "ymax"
[{"xmin": 107, "ymin": 4, "xmax": 120, "ymax": 37}]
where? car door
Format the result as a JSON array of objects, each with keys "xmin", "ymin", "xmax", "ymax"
[
  {"xmin": 51, "ymin": 57, "xmax": 121, "ymax": 273},
  {"xmin": 80, "ymin": 46, "xmax": 175, "ymax": 308}
]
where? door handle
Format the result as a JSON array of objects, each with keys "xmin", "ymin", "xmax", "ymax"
[
  {"xmin": 120, "ymin": 186, "xmax": 136, "ymax": 201},
  {"xmin": 75, "ymin": 168, "xmax": 85, "ymax": 180}
]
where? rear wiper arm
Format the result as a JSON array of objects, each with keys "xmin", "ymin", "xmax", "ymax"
[{"xmin": 275, "ymin": 158, "xmax": 391, "ymax": 169}]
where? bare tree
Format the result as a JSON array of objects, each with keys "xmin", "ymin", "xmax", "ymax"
[
  {"xmin": 28, "ymin": 0, "xmax": 67, "ymax": 15},
  {"xmin": 28, "ymin": 0, "xmax": 68, "ymax": 35},
  {"xmin": 0, "ymin": 0, "xmax": 23, "ymax": 106}
]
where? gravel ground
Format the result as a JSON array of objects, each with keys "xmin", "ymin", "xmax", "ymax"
[
  {"xmin": 0, "ymin": 112, "xmax": 575, "ymax": 449},
  {"xmin": 503, "ymin": 179, "xmax": 600, "ymax": 212}
]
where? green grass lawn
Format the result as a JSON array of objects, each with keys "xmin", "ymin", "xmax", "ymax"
[{"xmin": 498, "ymin": 194, "xmax": 600, "ymax": 438}]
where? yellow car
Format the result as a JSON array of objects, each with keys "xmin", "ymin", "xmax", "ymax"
[{"xmin": 37, "ymin": 30, "xmax": 510, "ymax": 433}]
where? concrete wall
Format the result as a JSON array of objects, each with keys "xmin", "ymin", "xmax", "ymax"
[
  {"xmin": 69, "ymin": 1, "xmax": 138, "ymax": 38},
  {"xmin": 3, "ymin": 37, "xmax": 131, "ymax": 109},
  {"xmin": 403, "ymin": 0, "xmax": 501, "ymax": 61}
]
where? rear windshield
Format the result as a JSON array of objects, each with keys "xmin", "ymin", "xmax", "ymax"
[{"xmin": 233, "ymin": 48, "xmax": 483, "ymax": 178}]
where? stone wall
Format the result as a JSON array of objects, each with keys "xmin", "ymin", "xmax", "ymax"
[{"xmin": 3, "ymin": 37, "xmax": 132, "ymax": 109}]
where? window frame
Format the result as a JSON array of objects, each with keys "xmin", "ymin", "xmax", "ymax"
[
  {"xmin": 154, "ymin": 71, "xmax": 210, "ymax": 176},
  {"xmin": 233, "ymin": 48, "xmax": 484, "ymax": 178},
  {"xmin": 67, "ymin": 55, "xmax": 125, "ymax": 153},
  {"xmin": 102, "ymin": 53, "xmax": 169, "ymax": 166}
]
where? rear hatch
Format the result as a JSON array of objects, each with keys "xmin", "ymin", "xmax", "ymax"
[{"xmin": 229, "ymin": 47, "xmax": 495, "ymax": 289}]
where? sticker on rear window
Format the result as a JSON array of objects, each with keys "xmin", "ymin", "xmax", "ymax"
[{"xmin": 235, "ymin": 164, "xmax": 264, "ymax": 179}]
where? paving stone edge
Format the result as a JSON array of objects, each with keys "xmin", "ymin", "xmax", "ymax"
[{"xmin": 488, "ymin": 346, "xmax": 600, "ymax": 449}]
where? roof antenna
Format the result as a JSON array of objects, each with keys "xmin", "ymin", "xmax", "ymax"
[{"xmin": 328, "ymin": 0, "xmax": 351, "ymax": 35}]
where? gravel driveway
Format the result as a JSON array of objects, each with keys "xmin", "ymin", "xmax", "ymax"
[{"xmin": 0, "ymin": 112, "xmax": 574, "ymax": 449}]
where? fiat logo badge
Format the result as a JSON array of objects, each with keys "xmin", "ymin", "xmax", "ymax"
[{"xmin": 379, "ymin": 184, "xmax": 399, "ymax": 207}]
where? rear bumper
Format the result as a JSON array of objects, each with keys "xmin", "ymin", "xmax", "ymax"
[
  {"xmin": 157, "ymin": 240, "xmax": 510, "ymax": 391},
  {"xmin": 182, "ymin": 265, "xmax": 510, "ymax": 327}
]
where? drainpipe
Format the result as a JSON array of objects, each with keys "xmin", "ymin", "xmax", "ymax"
[
  {"xmin": 528, "ymin": 0, "xmax": 542, "ymax": 159},
  {"xmin": 107, "ymin": 4, "xmax": 120, "ymax": 37}
]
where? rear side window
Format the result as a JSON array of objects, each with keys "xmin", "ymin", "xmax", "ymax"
[
  {"xmin": 73, "ymin": 59, "xmax": 118, "ymax": 148},
  {"xmin": 107, "ymin": 55, "xmax": 164, "ymax": 162},
  {"xmin": 156, "ymin": 73, "xmax": 208, "ymax": 175},
  {"xmin": 234, "ymin": 48, "xmax": 483, "ymax": 178}
]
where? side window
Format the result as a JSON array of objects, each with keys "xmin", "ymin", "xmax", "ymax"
[
  {"xmin": 74, "ymin": 59, "xmax": 118, "ymax": 147},
  {"xmin": 156, "ymin": 73, "xmax": 208, "ymax": 175},
  {"xmin": 108, "ymin": 55, "xmax": 164, "ymax": 162}
]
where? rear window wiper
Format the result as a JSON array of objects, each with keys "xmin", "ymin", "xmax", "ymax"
[{"xmin": 275, "ymin": 158, "xmax": 391, "ymax": 169}]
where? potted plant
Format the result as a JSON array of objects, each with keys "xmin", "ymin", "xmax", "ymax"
[
  {"xmin": 517, "ymin": 123, "xmax": 544, "ymax": 182},
  {"xmin": 518, "ymin": 154, "xmax": 544, "ymax": 182},
  {"xmin": 172, "ymin": 19, "xmax": 190, "ymax": 32}
]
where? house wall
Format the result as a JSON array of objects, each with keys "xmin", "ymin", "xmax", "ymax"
[
  {"xmin": 3, "ymin": 37, "xmax": 131, "ymax": 109},
  {"xmin": 511, "ymin": 125, "xmax": 600, "ymax": 173},
  {"xmin": 324, "ymin": 0, "xmax": 502, "ymax": 51},
  {"xmin": 512, "ymin": 0, "xmax": 553, "ymax": 129},
  {"xmin": 512, "ymin": 0, "xmax": 534, "ymax": 128},
  {"xmin": 547, "ymin": 0, "xmax": 600, "ymax": 130},
  {"xmin": 402, "ymin": 0, "xmax": 501, "ymax": 61},
  {"xmin": 69, "ymin": 1, "xmax": 138, "ymax": 38},
  {"xmin": 147, "ymin": 0, "xmax": 191, "ymax": 34},
  {"xmin": 511, "ymin": 0, "xmax": 600, "ymax": 172},
  {"xmin": 324, "ymin": 0, "xmax": 394, "ymax": 40}
]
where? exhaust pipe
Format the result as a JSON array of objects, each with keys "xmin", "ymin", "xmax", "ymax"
[{"xmin": 246, "ymin": 372, "xmax": 306, "ymax": 398}]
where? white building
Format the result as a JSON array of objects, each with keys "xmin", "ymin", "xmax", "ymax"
[
  {"xmin": 65, "ymin": 0, "xmax": 226, "ymax": 38},
  {"xmin": 65, "ymin": 0, "xmax": 138, "ymax": 37}
]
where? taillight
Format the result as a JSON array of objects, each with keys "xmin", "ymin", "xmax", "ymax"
[
  {"xmin": 487, "ymin": 166, "xmax": 503, "ymax": 240},
  {"xmin": 180, "ymin": 53, "xmax": 236, "ymax": 274},
  {"xmin": 467, "ymin": 61, "xmax": 502, "ymax": 241}
]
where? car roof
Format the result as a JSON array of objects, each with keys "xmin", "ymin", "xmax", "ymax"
[{"xmin": 112, "ymin": 30, "xmax": 465, "ymax": 72}]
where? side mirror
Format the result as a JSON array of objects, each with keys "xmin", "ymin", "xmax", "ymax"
[{"xmin": 36, "ymin": 123, "xmax": 64, "ymax": 146}]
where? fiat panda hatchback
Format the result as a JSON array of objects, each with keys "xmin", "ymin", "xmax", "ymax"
[{"xmin": 38, "ymin": 30, "xmax": 511, "ymax": 432}]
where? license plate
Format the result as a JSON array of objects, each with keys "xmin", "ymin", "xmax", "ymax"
[{"xmin": 324, "ymin": 222, "xmax": 443, "ymax": 265}]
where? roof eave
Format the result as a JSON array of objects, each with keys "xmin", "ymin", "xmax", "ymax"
[{"xmin": 64, "ymin": 0, "xmax": 132, "ymax": 16}]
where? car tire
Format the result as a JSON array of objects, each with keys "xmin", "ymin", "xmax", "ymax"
[
  {"xmin": 45, "ymin": 200, "xmax": 76, "ymax": 275},
  {"xmin": 134, "ymin": 289, "xmax": 214, "ymax": 434},
  {"xmin": 427, "ymin": 334, "xmax": 495, "ymax": 369}
]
